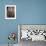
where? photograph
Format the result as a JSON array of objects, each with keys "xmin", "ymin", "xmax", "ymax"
[
  {"xmin": 18, "ymin": 24, "xmax": 46, "ymax": 46},
  {"xmin": 5, "ymin": 5, "xmax": 16, "ymax": 19}
]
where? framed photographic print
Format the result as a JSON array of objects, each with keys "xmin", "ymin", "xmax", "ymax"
[
  {"xmin": 18, "ymin": 24, "xmax": 46, "ymax": 42},
  {"xmin": 5, "ymin": 5, "xmax": 16, "ymax": 19}
]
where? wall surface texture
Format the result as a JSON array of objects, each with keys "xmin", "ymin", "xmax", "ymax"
[{"xmin": 0, "ymin": 0, "xmax": 46, "ymax": 44}]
